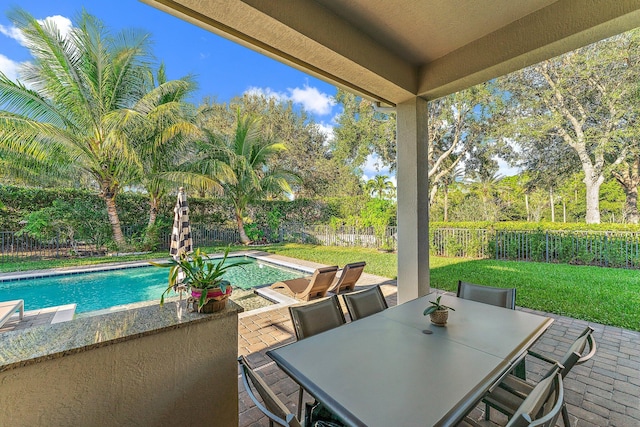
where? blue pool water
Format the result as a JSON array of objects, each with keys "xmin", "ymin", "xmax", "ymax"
[{"xmin": 0, "ymin": 257, "xmax": 304, "ymax": 313}]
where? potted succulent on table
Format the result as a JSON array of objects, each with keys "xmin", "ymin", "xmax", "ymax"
[
  {"xmin": 423, "ymin": 295, "xmax": 455, "ymax": 326},
  {"xmin": 152, "ymin": 247, "xmax": 249, "ymax": 313}
]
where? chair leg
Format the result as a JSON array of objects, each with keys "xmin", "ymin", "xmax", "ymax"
[
  {"xmin": 485, "ymin": 403, "xmax": 490, "ymax": 421},
  {"xmin": 562, "ymin": 403, "xmax": 571, "ymax": 427},
  {"xmin": 513, "ymin": 359, "xmax": 527, "ymax": 380},
  {"xmin": 297, "ymin": 386, "xmax": 304, "ymax": 420}
]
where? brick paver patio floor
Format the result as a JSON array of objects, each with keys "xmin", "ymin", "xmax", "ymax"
[{"xmin": 238, "ymin": 256, "xmax": 640, "ymax": 427}]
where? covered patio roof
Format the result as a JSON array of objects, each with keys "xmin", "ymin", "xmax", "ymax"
[
  {"xmin": 141, "ymin": 0, "xmax": 640, "ymax": 302},
  {"xmin": 141, "ymin": 0, "xmax": 640, "ymax": 104}
]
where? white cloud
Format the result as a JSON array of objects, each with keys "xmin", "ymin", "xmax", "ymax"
[
  {"xmin": 315, "ymin": 122, "xmax": 334, "ymax": 142},
  {"xmin": 0, "ymin": 53, "xmax": 23, "ymax": 81},
  {"xmin": 41, "ymin": 15, "xmax": 73, "ymax": 38},
  {"xmin": 0, "ymin": 24, "xmax": 25, "ymax": 44},
  {"xmin": 244, "ymin": 84, "xmax": 335, "ymax": 116},
  {"xmin": 288, "ymin": 85, "xmax": 335, "ymax": 115},
  {"xmin": 0, "ymin": 15, "xmax": 73, "ymax": 47}
]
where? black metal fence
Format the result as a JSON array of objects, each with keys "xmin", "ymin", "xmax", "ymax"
[
  {"xmin": 3, "ymin": 224, "xmax": 640, "ymax": 270},
  {"xmin": 0, "ymin": 231, "xmax": 117, "ymax": 261},
  {"xmin": 430, "ymin": 228, "xmax": 490, "ymax": 258},
  {"xmin": 280, "ymin": 223, "xmax": 397, "ymax": 249},
  {"xmin": 493, "ymin": 229, "xmax": 640, "ymax": 268}
]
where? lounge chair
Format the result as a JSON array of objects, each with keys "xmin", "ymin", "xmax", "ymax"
[
  {"xmin": 270, "ymin": 266, "xmax": 339, "ymax": 301},
  {"xmin": 0, "ymin": 299, "xmax": 24, "ymax": 329},
  {"xmin": 327, "ymin": 261, "xmax": 366, "ymax": 294}
]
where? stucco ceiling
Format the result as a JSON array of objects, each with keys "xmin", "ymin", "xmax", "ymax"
[
  {"xmin": 313, "ymin": 0, "xmax": 559, "ymax": 64},
  {"xmin": 142, "ymin": 0, "xmax": 640, "ymax": 105}
]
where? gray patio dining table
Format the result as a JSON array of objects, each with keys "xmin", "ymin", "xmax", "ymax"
[{"xmin": 266, "ymin": 293, "xmax": 553, "ymax": 427}]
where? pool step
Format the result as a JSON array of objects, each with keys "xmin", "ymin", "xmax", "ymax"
[
  {"xmin": 51, "ymin": 304, "xmax": 76, "ymax": 324},
  {"xmin": 239, "ymin": 288, "xmax": 299, "ymax": 318}
]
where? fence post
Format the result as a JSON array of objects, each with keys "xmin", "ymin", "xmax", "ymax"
[{"xmin": 545, "ymin": 231, "xmax": 549, "ymax": 263}]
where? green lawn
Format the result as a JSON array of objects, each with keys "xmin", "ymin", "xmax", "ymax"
[
  {"xmin": 0, "ymin": 251, "xmax": 169, "ymax": 272},
  {"xmin": 2, "ymin": 243, "xmax": 638, "ymax": 330},
  {"xmin": 254, "ymin": 244, "xmax": 640, "ymax": 331}
]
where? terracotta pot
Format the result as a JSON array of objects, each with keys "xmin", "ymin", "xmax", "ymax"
[{"xmin": 429, "ymin": 309, "xmax": 449, "ymax": 326}]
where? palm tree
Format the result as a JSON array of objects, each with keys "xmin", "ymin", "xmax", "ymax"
[
  {"xmin": 470, "ymin": 169, "xmax": 506, "ymax": 221},
  {"xmin": 126, "ymin": 64, "xmax": 199, "ymax": 244},
  {"xmin": 0, "ymin": 9, "xmax": 152, "ymax": 248},
  {"xmin": 365, "ymin": 175, "xmax": 395, "ymax": 199},
  {"xmin": 184, "ymin": 110, "xmax": 297, "ymax": 244}
]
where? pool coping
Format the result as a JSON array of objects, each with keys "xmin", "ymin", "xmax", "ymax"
[{"xmin": 0, "ymin": 250, "xmax": 315, "ymax": 282}]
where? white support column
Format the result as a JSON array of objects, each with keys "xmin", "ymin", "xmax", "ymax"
[{"xmin": 396, "ymin": 97, "xmax": 430, "ymax": 303}]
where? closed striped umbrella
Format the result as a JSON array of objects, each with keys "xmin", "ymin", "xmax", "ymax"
[{"xmin": 170, "ymin": 187, "xmax": 192, "ymax": 265}]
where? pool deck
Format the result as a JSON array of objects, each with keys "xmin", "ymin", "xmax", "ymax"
[{"xmin": 0, "ymin": 303, "xmax": 75, "ymax": 333}]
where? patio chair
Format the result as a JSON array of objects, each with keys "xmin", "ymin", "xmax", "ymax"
[
  {"xmin": 457, "ymin": 281, "xmax": 523, "ymax": 377},
  {"xmin": 238, "ymin": 356, "xmax": 343, "ymax": 427},
  {"xmin": 461, "ymin": 363, "xmax": 564, "ymax": 427},
  {"xmin": 342, "ymin": 285, "xmax": 388, "ymax": 321},
  {"xmin": 483, "ymin": 326, "xmax": 596, "ymax": 426},
  {"xmin": 457, "ymin": 280, "xmax": 516, "ymax": 309},
  {"xmin": 0, "ymin": 299, "xmax": 24, "ymax": 329},
  {"xmin": 289, "ymin": 294, "xmax": 346, "ymax": 341},
  {"xmin": 327, "ymin": 261, "xmax": 366, "ymax": 294},
  {"xmin": 288, "ymin": 295, "xmax": 346, "ymax": 418},
  {"xmin": 271, "ymin": 266, "xmax": 339, "ymax": 301}
]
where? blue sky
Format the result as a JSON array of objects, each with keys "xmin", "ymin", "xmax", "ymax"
[{"xmin": 0, "ymin": 1, "xmax": 447, "ymax": 185}]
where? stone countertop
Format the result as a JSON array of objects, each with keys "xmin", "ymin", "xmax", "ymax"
[{"xmin": 0, "ymin": 299, "xmax": 243, "ymax": 372}]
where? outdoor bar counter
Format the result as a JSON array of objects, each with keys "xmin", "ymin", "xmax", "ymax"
[{"xmin": 0, "ymin": 300, "xmax": 243, "ymax": 426}]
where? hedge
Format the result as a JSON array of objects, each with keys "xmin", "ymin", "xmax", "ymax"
[{"xmin": 0, "ymin": 185, "xmax": 345, "ymax": 232}]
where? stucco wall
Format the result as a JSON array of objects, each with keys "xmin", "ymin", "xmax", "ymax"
[{"xmin": 0, "ymin": 313, "xmax": 239, "ymax": 426}]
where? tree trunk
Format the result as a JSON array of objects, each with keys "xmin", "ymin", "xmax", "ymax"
[
  {"xmin": 100, "ymin": 184, "xmax": 126, "ymax": 248},
  {"xmin": 563, "ymin": 202, "xmax": 567, "ymax": 223},
  {"xmin": 443, "ymin": 186, "xmax": 449, "ymax": 222},
  {"xmin": 584, "ymin": 173, "xmax": 604, "ymax": 224},
  {"xmin": 429, "ymin": 185, "xmax": 438, "ymax": 208},
  {"xmin": 525, "ymin": 194, "xmax": 530, "ymax": 222},
  {"xmin": 625, "ymin": 187, "xmax": 639, "ymax": 224},
  {"xmin": 549, "ymin": 188, "xmax": 555, "ymax": 222},
  {"xmin": 235, "ymin": 209, "xmax": 251, "ymax": 244},
  {"xmin": 144, "ymin": 195, "xmax": 160, "ymax": 248},
  {"xmin": 612, "ymin": 156, "xmax": 640, "ymax": 225},
  {"xmin": 148, "ymin": 195, "xmax": 159, "ymax": 228}
]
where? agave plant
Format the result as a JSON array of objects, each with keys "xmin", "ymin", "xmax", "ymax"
[
  {"xmin": 151, "ymin": 247, "xmax": 250, "ymax": 309},
  {"xmin": 423, "ymin": 295, "xmax": 456, "ymax": 316}
]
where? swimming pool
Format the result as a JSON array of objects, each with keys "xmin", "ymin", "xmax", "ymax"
[{"xmin": 0, "ymin": 256, "xmax": 305, "ymax": 314}]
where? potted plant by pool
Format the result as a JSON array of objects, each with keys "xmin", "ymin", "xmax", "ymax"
[
  {"xmin": 152, "ymin": 248, "xmax": 249, "ymax": 313},
  {"xmin": 423, "ymin": 295, "xmax": 455, "ymax": 326}
]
